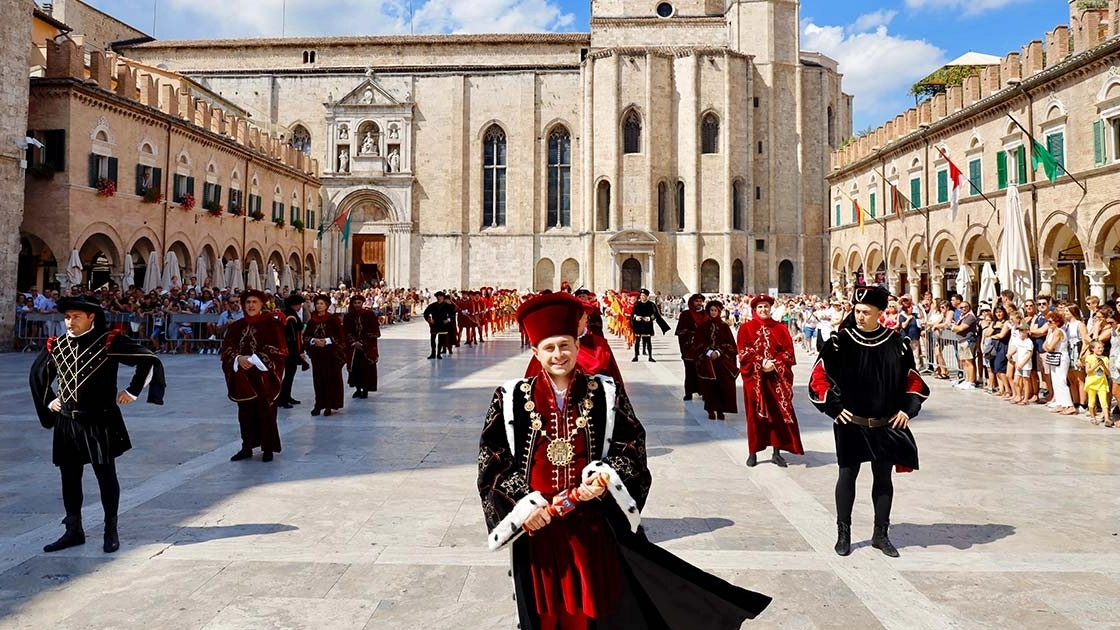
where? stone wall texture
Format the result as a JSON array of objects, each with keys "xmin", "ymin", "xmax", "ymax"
[{"xmin": 0, "ymin": 0, "xmax": 32, "ymax": 349}]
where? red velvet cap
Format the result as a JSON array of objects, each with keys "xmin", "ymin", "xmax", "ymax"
[
  {"xmin": 517, "ymin": 292, "xmax": 583, "ymax": 346},
  {"xmin": 240, "ymin": 289, "xmax": 268, "ymax": 305},
  {"xmin": 750, "ymin": 294, "xmax": 775, "ymax": 309}
]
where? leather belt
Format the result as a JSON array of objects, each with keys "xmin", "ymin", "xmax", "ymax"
[{"xmin": 849, "ymin": 415, "xmax": 891, "ymax": 428}]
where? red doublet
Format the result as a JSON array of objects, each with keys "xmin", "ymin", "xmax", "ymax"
[
  {"xmin": 737, "ymin": 317, "xmax": 805, "ymax": 455},
  {"xmin": 526, "ymin": 375, "xmax": 622, "ymax": 623}
]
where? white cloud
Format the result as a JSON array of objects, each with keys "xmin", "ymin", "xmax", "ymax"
[
  {"xmin": 904, "ymin": 0, "xmax": 1029, "ymax": 16},
  {"xmin": 801, "ymin": 19, "xmax": 947, "ymax": 132},
  {"xmin": 851, "ymin": 10, "xmax": 897, "ymax": 32},
  {"xmin": 163, "ymin": 0, "xmax": 573, "ymax": 38}
]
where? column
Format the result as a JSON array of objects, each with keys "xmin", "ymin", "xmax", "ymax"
[
  {"xmin": 931, "ymin": 271, "xmax": 945, "ymax": 300},
  {"xmin": 1038, "ymin": 268, "xmax": 1056, "ymax": 296},
  {"xmin": 887, "ymin": 270, "xmax": 901, "ymax": 297},
  {"xmin": 1085, "ymin": 268, "xmax": 1109, "ymax": 301},
  {"xmin": 907, "ymin": 274, "xmax": 921, "ymax": 302},
  {"xmin": 647, "ymin": 252, "xmax": 655, "ymax": 292}
]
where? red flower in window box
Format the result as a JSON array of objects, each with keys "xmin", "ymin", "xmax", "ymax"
[
  {"xmin": 141, "ymin": 186, "xmax": 162, "ymax": 204},
  {"xmin": 205, "ymin": 201, "xmax": 224, "ymax": 216},
  {"xmin": 95, "ymin": 178, "xmax": 117, "ymax": 198},
  {"xmin": 179, "ymin": 193, "xmax": 196, "ymax": 211}
]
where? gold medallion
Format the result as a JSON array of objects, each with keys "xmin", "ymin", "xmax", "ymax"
[
  {"xmin": 546, "ymin": 438, "xmax": 575, "ymax": 466},
  {"xmin": 582, "ymin": 398, "xmax": 594, "ymax": 410},
  {"xmin": 524, "ymin": 401, "xmax": 536, "ymax": 412},
  {"xmin": 588, "ymin": 380, "xmax": 599, "ymax": 391},
  {"xmin": 520, "ymin": 382, "xmax": 532, "ymax": 393},
  {"xmin": 575, "ymin": 417, "xmax": 588, "ymax": 429},
  {"xmin": 530, "ymin": 419, "xmax": 542, "ymax": 431}
]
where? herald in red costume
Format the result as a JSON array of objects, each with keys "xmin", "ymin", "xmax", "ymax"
[
  {"xmin": 221, "ymin": 290, "xmax": 288, "ymax": 458},
  {"xmin": 686, "ymin": 300, "xmax": 739, "ymax": 420},
  {"xmin": 304, "ymin": 295, "xmax": 346, "ymax": 415},
  {"xmin": 736, "ymin": 294, "xmax": 805, "ymax": 461},
  {"xmin": 482, "ymin": 292, "xmax": 771, "ymax": 629},
  {"xmin": 343, "ymin": 296, "xmax": 380, "ymax": 397}
]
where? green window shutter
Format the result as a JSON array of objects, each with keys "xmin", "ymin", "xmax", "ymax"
[
  {"xmin": 910, "ymin": 177, "xmax": 921, "ymax": 209},
  {"xmin": 135, "ymin": 164, "xmax": 145, "ymax": 195},
  {"xmin": 88, "ymin": 153, "xmax": 99, "ymax": 187},
  {"xmin": 1047, "ymin": 132, "xmax": 1065, "ymax": 168},
  {"xmin": 1094, "ymin": 119, "xmax": 1106, "ymax": 166},
  {"xmin": 851, "ymin": 202, "xmax": 857, "ymax": 223},
  {"xmin": 1016, "ymin": 145, "xmax": 1027, "ymax": 184},
  {"xmin": 173, "ymin": 174, "xmax": 182, "ymax": 200},
  {"xmin": 997, "ymin": 151, "xmax": 1008, "ymax": 189},
  {"xmin": 187, "ymin": 176, "xmax": 195, "ymax": 195},
  {"xmin": 937, "ymin": 170, "xmax": 948, "ymax": 204},
  {"xmin": 215, "ymin": 185, "xmax": 222, "ymax": 205},
  {"xmin": 968, "ymin": 159, "xmax": 982, "ymax": 193},
  {"xmin": 869, "ymin": 193, "xmax": 876, "ymax": 218},
  {"xmin": 153, "ymin": 168, "xmax": 162, "ymax": 192},
  {"xmin": 107, "ymin": 158, "xmax": 118, "ymax": 184},
  {"xmin": 834, "ymin": 204, "xmax": 841, "ymax": 226}
]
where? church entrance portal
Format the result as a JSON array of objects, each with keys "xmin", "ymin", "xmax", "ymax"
[
  {"xmin": 352, "ymin": 234, "xmax": 385, "ymax": 288},
  {"xmin": 621, "ymin": 257, "xmax": 642, "ymax": 291}
]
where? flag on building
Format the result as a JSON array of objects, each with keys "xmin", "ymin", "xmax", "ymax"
[
  {"xmin": 855, "ymin": 199, "xmax": 864, "ymax": 233},
  {"xmin": 1032, "ymin": 139, "xmax": 1061, "ymax": 183},
  {"xmin": 333, "ymin": 207, "xmax": 354, "ymax": 244},
  {"xmin": 947, "ymin": 155, "xmax": 963, "ymax": 222}
]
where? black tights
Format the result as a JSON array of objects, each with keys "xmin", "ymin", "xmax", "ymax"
[
  {"xmin": 835, "ymin": 461, "xmax": 894, "ymax": 527},
  {"xmin": 429, "ymin": 334, "xmax": 439, "ymax": 356},
  {"xmin": 60, "ymin": 461, "xmax": 120, "ymax": 520},
  {"xmin": 634, "ymin": 336, "xmax": 652, "ymax": 357}
]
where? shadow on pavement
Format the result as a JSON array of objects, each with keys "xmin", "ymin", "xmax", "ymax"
[
  {"xmin": 170, "ymin": 523, "xmax": 299, "ymax": 545},
  {"xmin": 891, "ymin": 522, "xmax": 1017, "ymax": 550},
  {"xmin": 641, "ymin": 517, "xmax": 735, "ymax": 544}
]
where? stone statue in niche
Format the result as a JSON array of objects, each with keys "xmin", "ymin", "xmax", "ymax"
[
  {"xmin": 361, "ymin": 89, "xmax": 374, "ymax": 105},
  {"xmin": 387, "ymin": 148, "xmax": 400, "ymax": 173},
  {"xmin": 338, "ymin": 148, "xmax": 349, "ymax": 173},
  {"xmin": 338, "ymin": 125, "xmax": 349, "ymax": 140},
  {"xmin": 388, "ymin": 124, "xmax": 399, "ymax": 139},
  {"xmin": 360, "ymin": 132, "xmax": 378, "ymax": 156}
]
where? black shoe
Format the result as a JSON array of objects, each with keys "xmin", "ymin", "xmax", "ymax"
[
  {"xmin": 745, "ymin": 453, "xmax": 758, "ymax": 467},
  {"xmin": 278, "ymin": 403, "xmax": 293, "ymax": 409},
  {"xmin": 261, "ymin": 451, "xmax": 274, "ymax": 462},
  {"xmin": 427, "ymin": 354, "xmax": 436, "ymax": 360},
  {"xmin": 230, "ymin": 448, "xmax": 253, "ymax": 462},
  {"xmin": 772, "ymin": 451, "xmax": 788, "ymax": 468},
  {"xmin": 716, "ymin": 412, "xmax": 725, "ymax": 420},
  {"xmin": 360, "ymin": 391, "xmax": 369, "ymax": 399},
  {"xmin": 648, "ymin": 357, "xmax": 657, "ymax": 362},
  {"xmin": 324, "ymin": 409, "xmax": 332, "ymax": 417},
  {"xmin": 437, "ymin": 355, "xmax": 443, "ymax": 360},
  {"xmin": 632, "ymin": 356, "xmax": 639, "ymax": 362},
  {"xmin": 103, "ymin": 517, "xmax": 119, "ymax": 553},
  {"xmin": 352, "ymin": 391, "xmax": 362, "ymax": 399},
  {"xmin": 871, "ymin": 524, "xmax": 900, "ymax": 558},
  {"xmin": 708, "ymin": 410, "xmax": 716, "ymax": 420},
  {"xmin": 834, "ymin": 523, "xmax": 851, "ymax": 557},
  {"xmin": 311, "ymin": 408, "xmax": 321, "ymax": 417},
  {"xmin": 43, "ymin": 516, "xmax": 85, "ymax": 553},
  {"xmin": 289, "ymin": 399, "xmax": 301, "ymax": 405},
  {"xmin": 683, "ymin": 394, "xmax": 693, "ymax": 401}
]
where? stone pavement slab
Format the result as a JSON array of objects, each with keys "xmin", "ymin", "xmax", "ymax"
[{"xmin": 0, "ymin": 321, "xmax": 1117, "ymax": 629}]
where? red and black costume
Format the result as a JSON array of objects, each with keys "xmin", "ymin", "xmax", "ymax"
[
  {"xmin": 737, "ymin": 295, "xmax": 804, "ymax": 459},
  {"xmin": 221, "ymin": 292, "xmax": 288, "ymax": 458},
  {"xmin": 279, "ymin": 293, "xmax": 307, "ymax": 407},
  {"xmin": 480, "ymin": 292, "xmax": 770, "ymax": 629},
  {"xmin": 343, "ymin": 299, "xmax": 381, "ymax": 398},
  {"xmin": 304, "ymin": 303, "xmax": 346, "ymax": 414},
  {"xmin": 808, "ymin": 285, "xmax": 930, "ymax": 558},
  {"xmin": 687, "ymin": 301, "xmax": 739, "ymax": 420},
  {"xmin": 674, "ymin": 294, "xmax": 705, "ymax": 400}
]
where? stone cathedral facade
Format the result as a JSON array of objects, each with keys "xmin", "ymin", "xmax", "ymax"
[{"xmin": 122, "ymin": 0, "xmax": 850, "ymax": 294}]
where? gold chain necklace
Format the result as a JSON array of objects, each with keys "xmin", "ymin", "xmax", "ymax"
[{"xmin": 522, "ymin": 379, "xmax": 598, "ymax": 466}]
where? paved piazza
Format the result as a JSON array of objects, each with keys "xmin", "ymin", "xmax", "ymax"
[{"xmin": 0, "ymin": 322, "xmax": 1118, "ymax": 629}]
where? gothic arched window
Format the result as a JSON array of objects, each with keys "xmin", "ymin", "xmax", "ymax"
[
  {"xmin": 547, "ymin": 128, "xmax": 572, "ymax": 227},
  {"xmin": 701, "ymin": 113, "xmax": 720, "ymax": 154},
  {"xmin": 623, "ymin": 110, "xmax": 642, "ymax": 154},
  {"xmin": 483, "ymin": 125, "xmax": 507, "ymax": 227}
]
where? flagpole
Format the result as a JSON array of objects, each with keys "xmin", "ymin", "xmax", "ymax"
[
  {"xmin": 1006, "ymin": 113, "xmax": 1087, "ymax": 193},
  {"xmin": 935, "ymin": 147, "xmax": 998, "ymax": 213}
]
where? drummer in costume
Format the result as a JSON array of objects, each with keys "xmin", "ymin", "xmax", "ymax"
[
  {"xmin": 688, "ymin": 300, "xmax": 739, "ymax": 420},
  {"xmin": 675, "ymin": 293, "xmax": 706, "ymax": 401},
  {"xmin": 738, "ymin": 294, "xmax": 804, "ymax": 467},
  {"xmin": 31, "ymin": 296, "xmax": 166, "ymax": 554},
  {"xmin": 278, "ymin": 292, "xmax": 309, "ymax": 409},
  {"xmin": 479, "ymin": 292, "xmax": 771, "ymax": 629},
  {"xmin": 809, "ymin": 285, "xmax": 929, "ymax": 558},
  {"xmin": 304, "ymin": 294, "xmax": 346, "ymax": 416},
  {"xmin": 343, "ymin": 294, "xmax": 381, "ymax": 399},
  {"xmin": 221, "ymin": 289, "xmax": 288, "ymax": 462}
]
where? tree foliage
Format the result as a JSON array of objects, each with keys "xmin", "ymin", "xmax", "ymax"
[{"xmin": 910, "ymin": 65, "xmax": 987, "ymax": 103}]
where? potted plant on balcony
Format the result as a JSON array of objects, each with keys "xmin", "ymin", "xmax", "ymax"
[
  {"xmin": 205, "ymin": 200, "xmax": 224, "ymax": 216},
  {"xmin": 273, "ymin": 217, "xmax": 286, "ymax": 228},
  {"xmin": 292, "ymin": 218, "xmax": 305, "ymax": 233},
  {"xmin": 249, "ymin": 210, "xmax": 264, "ymax": 222},
  {"xmin": 95, "ymin": 178, "xmax": 117, "ymax": 198},
  {"xmin": 229, "ymin": 202, "xmax": 243, "ymax": 216},
  {"xmin": 179, "ymin": 192, "xmax": 196, "ymax": 211},
  {"xmin": 141, "ymin": 186, "xmax": 162, "ymax": 204}
]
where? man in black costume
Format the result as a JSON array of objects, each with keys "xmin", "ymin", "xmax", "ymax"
[
  {"xmin": 629, "ymin": 288, "xmax": 669, "ymax": 362},
  {"xmin": 479, "ymin": 292, "xmax": 770, "ymax": 629},
  {"xmin": 674, "ymin": 293, "xmax": 706, "ymax": 401},
  {"xmin": 423, "ymin": 291, "xmax": 456, "ymax": 359},
  {"xmin": 809, "ymin": 285, "xmax": 929, "ymax": 558},
  {"xmin": 30, "ymin": 295, "xmax": 166, "ymax": 554},
  {"xmin": 278, "ymin": 292, "xmax": 309, "ymax": 409}
]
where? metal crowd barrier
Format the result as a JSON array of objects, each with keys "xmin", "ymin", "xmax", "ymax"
[{"xmin": 922, "ymin": 329, "xmax": 966, "ymax": 381}]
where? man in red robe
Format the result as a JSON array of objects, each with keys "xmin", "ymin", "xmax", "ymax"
[
  {"xmin": 688, "ymin": 300, "xmax": 738, "ymax": 420},
  {"xmin": 221, "ymin": 290, "xmax": 287, "ymax": 462},
  {"xmin": 343, "ymin": 294, "xmax": 380, "ymax": 399},
  {"xmin": 304, "ymin": 294, "xmax": 346, "ymax": 416},
  {"xmin": 737, "ymin": 294, "xmax": 804, "ymax": 468},
  {"xmin": 675, "ymin": 293, "xmax": 706, "ymax": 401}
]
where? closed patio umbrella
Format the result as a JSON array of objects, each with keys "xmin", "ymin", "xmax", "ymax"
[
  {"xmin": 66, "ymin": 249, "xmax": 83, "ymax": 287},
  {"xmin": 280, "ymin": 264, "xmax": 295, "ymax": 292},
  {"xmin": 195, "ymin": 254, "xmax": 210, "ymax": 289},
  {"xmin": 997, "ymin": 186, "xmax": 1033, "ymax": 302},
  {"xmin": 230, "ymin": 259, "xmax": 245, "ymax": 292},
  {"xmin": 955, "ymin": 263, "xmax": 973, "ymax": 304},
  {"xmin": 118, "ymin": 255, "xmax": 134, "ymax": 289},
  {"xmin": 979, "ymin": 262, "xmax": 998, "ymax": 304},
  {"xmin": 143, "ymin": 251, "xmax": 162, "ymax": 293},
  {"xmin": 246, "ymin": 259, "xmax": 261, "ymax": 290},
  {"xmin": 162, "ymin": 251, "xmax": 181, "ymax": 290}
]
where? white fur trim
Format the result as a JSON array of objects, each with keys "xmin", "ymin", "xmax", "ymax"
[
  {"xmin": 582, "ymin": 461, "xmax": 640, "ymax": 533},
  {"xmin": 598, "ymin": 375, "xmax": 617, "ymax": 459},
  {"xmin": 488, "ymin": 491, "xmax": 547, "ymax": 551},
  {"xmin": 499, "ymin": 378, "xmax": 521, "ymax": 455}
]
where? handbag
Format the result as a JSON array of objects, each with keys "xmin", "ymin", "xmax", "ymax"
[{"xmin": 1044, "ymin": 352, "xmax": 1062, "ymax": 367}]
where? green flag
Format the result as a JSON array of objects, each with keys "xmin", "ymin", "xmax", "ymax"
[
  {"xmin": 341, "ymin": 209, "xmax": 353, "ymax": 245},
  {"xmin": 1031, "ymin": 139, "xmax": 1060, "ymax": 184}
]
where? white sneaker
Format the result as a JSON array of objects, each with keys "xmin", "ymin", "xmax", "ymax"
[{"xmin": 208, "ymin": 335, "xmax": 217, "ymax": 340}]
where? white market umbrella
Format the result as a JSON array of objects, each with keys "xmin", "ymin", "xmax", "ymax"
[
  {"xmin": 162, "ymin": 251, "xmax": 181, "ymax": 290},
  {"xmin": 979, "ymin": 262, "xmax": 998, "ymax": 304},
  {"xmin": 66, "ymin": 249, "xmax": 83, "ymax": 287},
  {"xmin": 118, "ymin": 255, "xmax": 134, "ymax": 289},
  {"xmin": 230, "ymin": 259, "xmax": 245, "ymax": 292},
  {"xmin": 195, "ymin": 254, "xmax": 210, "ymax": 289},
  {"xmin": 246, "ymin": 259, "xmax": 261, "ymax": 290},
  {"xmin": 264, "ymin": 263, "xmax": 279, "ymax": 294},
  {"xmin": 143, "ymin": 251, "xmax": 162, "ymax": 293},
  {"xmin": 280, "ymin": 264, "xmax": 295, "ymax": 292},
  {"xmin": 997, "ymin": 186, "xmax": 1034, "ymax": 302},
  {"xmin": 955, "ymin": 263, "xmax": 973, "ymax": 304}
]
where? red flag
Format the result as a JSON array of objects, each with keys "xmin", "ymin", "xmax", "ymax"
[{"xmin": 939, "ymin": 148, "xmax": 964, "ymax": 222}]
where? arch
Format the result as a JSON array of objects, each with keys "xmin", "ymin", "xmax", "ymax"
[
  {"xmin": 620, "ymin": 257, "xmax": 642, "ymax": 292},
  {"xmin": 930, "ymin": 230, "xmax": 959, "ymax": 267},
  {"xmin": 305, "ymin": 253, "xmax": 318, "ymax": 288},
  {"xmin": 198, "ymin": 243, "xmax": 219, "ymax": 288},
  {"xmin": 967, "ymin": 132, "xmax": 984, "ymax": 150},
  {"xmin": 731, "ymin": 259, "xmax": 745, "ymax": 294},
  {"xmin": 126, "ymin": 236, "xmax": 157, "ymax": 289},
  {"xmin": 1005, "ymin": 119, "xmax": 1024, "ymax": 136},
  {"xmin": 596, "ymin": 179, "xmax": 611, "ymax": 231},
  {"xmin": 1089, "ymin": 200, "xmax": 1120, "ymax": 259},
  {"xmin": 547, "ymin": 126, "xmax": 572, "ymax": 228},
  {"xmin": 222, "ymin": 244, "xmax": 239, "ymax": 264},
  {"xmin": 831, "ymin": 249, "xmax": 845, "ymax": 276},
  {"xmin": 90, "ymin": 120, "xmax": 114, "ymax": 145},
  {"xmin": 18, "ymin": 233, "xmax": 58, "ymax": 291},
  {"xmin": 845, "ymin": 246, "xmax": 864, "ymax": 279},
  {"xmin": 166, "ymin": 239, "xmax": 192, "ymax": 283},
  {"xmin": 1043, "ymin": 100, "xmax": 1066, "ymax": 121},
  {"xmin": 908, "ymin": 236, "xmax": 929, "ymax": 272},
  {"xmin": 290, "ymin": 123, "xmax": 312, "ymax": 154},
  {"xmin": 1097, "ymin": 74, "xmax": 1120, "ymax": 103},
  {"xmin": 961, "ymin": 228, "xmax": 996, "ymax": 264},
  {"xmin": 244, "ymin": 248, "xmax": 264, "ymax": 270},
  {"xmin": 622, "ymin": 107, "xmax": 642, "ymax": 154},
  {"xmin": 1040, "ymin": 220, "xmax": 1085, "ymax": 265},
  {"xmin": 176, "ymin": 148, "xmax": 192, "ymax": 169},
  {"xmin": 778, "ymin": 259, "xmax": 794, "ymax": 294},
  {"xmin": 887, "ymin": 239, "xmax": 907, "ymax": 271},
  {"xmin": 482, "ymin": 124, "xmax": 508, "ymax": 227},
  {"xmin": 356, "ymin": 120, "xmax": 382, "ymax": 156},
  {"xmin": 1038, "ymin": 212, "xmax": 1081, "ymax": 264},
  {"xmin": 77, "ymin": 232, "xmax": 120, "ymax": 289},
  {"xmin": 138, "ymin": 140, "xmax": 157, "ymax": 156},
  {"xmin": 333, "ymin": 188, "xmax": 403, "ymax": 225},
  {"xmin": 700, "ymin": 259, "xmax": 720, "ymax": 293},
  {"xmin": 865, "ymin": 244, "xmax": 884, "ymax": 275},
  {"xmin": 700, "ymin": 111, "xmax": 720, "ymax": 154},
  {"xmin": 534, "ymin": 258, "xmax": 555, "ymax": 291},
  {"xmin": 560, "ymin": 258, "xmax": 580, "ymax": 287}
]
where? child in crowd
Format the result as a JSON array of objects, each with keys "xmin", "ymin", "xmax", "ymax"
[
  {"xmin": 1010, "ymin": 320, "xmax": 1035, "ymax": 404},
  {"xmin": 1083, "ymin": 340, "xmax": 1111, "ymax": 425}
]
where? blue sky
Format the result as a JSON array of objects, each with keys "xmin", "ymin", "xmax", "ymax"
[{"xmin": 81, "ymin": 0, "xmax": 1070, "ymax": 130}]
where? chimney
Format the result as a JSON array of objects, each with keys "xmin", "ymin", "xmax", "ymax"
[
  {"xmin": 1022, "ymin": 40, "xmax": 1044, "ymax": 77},
  {"xmin": 88, "ymin": 51, "xmax": 111, "ymax": 87},
  {"xmin": 1046, "ymin": 26, "xmax": 1071, "ymax": 67}
]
